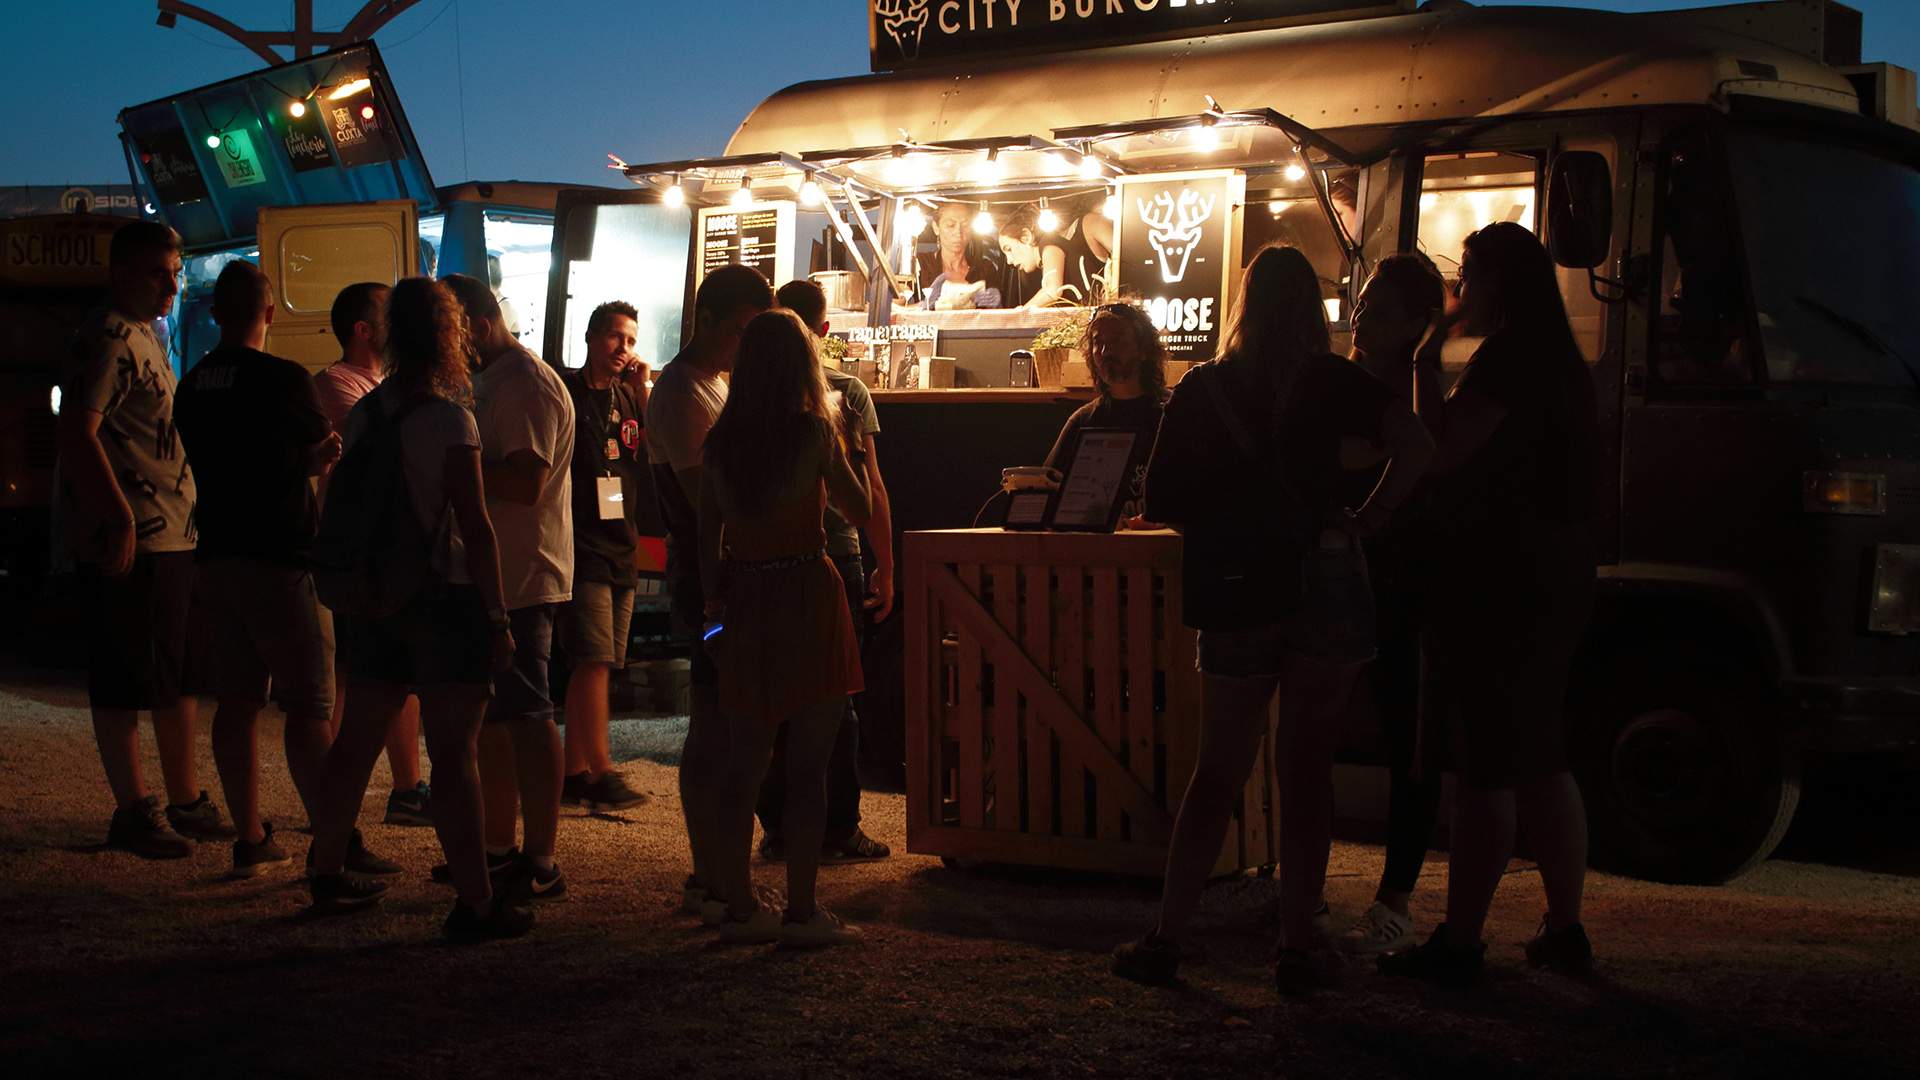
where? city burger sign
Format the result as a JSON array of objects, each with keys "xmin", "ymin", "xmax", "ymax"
[{"xmin": 868, "ymin": 0, "xmax": 1412, "ymax": 69}]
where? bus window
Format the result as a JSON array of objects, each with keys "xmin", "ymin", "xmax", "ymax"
[
  {"xmin": 1416, "ymin": 152, "xmax": 1539, "ymax": 284},
  {"xmin": 1245, "ymin": 167, "xmax": 1357, "ymax": 324},
  {"xmin": 555, "ymin": 201, "xmax": 690, "ymax": 371},
  {"xmin": 483, "ymin": 212, "xmax": 554, "ymax": 350},
  {"xmin": 1652, "ymin": 134, "xmax": 1756, "ymax": 387}
]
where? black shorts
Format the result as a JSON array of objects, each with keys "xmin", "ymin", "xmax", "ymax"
[
  {"xmin": 340, "ymin": 583, "xmax": 493, "ymax": 690},
  {"xmin": 486, "ymin": 604, "xmax": 555, "ymax": 724},
  {"xmin": 78, "ymin": 551, "xmax": 202, "ymax": 711}
]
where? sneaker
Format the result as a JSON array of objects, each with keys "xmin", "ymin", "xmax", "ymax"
[
  {"xmin": 679, "ymin": 876, "xmax": 707, "ymax": 916},
  {"xmin": 702, "ymin": 885, "xmax": 786, "ymax": 927},
  {"xmin": 1273, "ymin": 946, "xmax": 1341, "ymax": 997},
  {"xmin": 107, "ymin": 796, "xmax": 193, "ymax": 860},
  {"xmin": 444, "ymin": 896, "xmax": 535, "ymax": 944},
  {"xmin": 758, "ymin": 834, "xmax": 785, "ymax": 863},
  {"xmin": 820, "ymin": 828, "xmax": 890, "ymax": 863},
  {"xmin": 717, "ymin": 903, "xmax": 783, "ymax": 944},
  {"xmin": 500, "ymin": 854, "xmax": 568, "ymax": 903},
  {"xmin": 780, "ymin": 907, "xmax": 861, "ymax": 949},
  {"xmin": 165, "ymin": 791, "xmax": 234, "ymax": 841},
  {"xmin": 308, "ymin": 870, "xmax": 387, "ymax": 915},
  {"xmin": 345, "ymin": 829, "xmax": 402, "ymax": 876},
  {"xmin": 1377, "ymin": 925, "xmax": 1486, "ymax": 987},
  {"xmin": 1312, "ymin": 899, "xmax": 1332, "ymax": 936},
  {"xmin": 1339, "ymin": 902, "xmax": 1417, "ymax": 956},
  {"xmin": 582, "ymin": 771, "xmax": 648, "ymax": 811},
  {"xmin": 1111, "ymin": 931, "xmax": 1183, "ymax": 986},
  {"xmin": 430, "ymin": 848, "xmax": 518, "ymax": 886},
  {"xmin": 383, "ymin": 782, "xmax": 433, "ymax": 827},
  {"xmin": 229, "ymin": 822, "xmax": 291, "ymax": 879},
  {"xmin": 562, "ymin": 772, "xmax": 591, "ymax": 807},
  {"xmin": 1523, "ymin": 917, "xmax": 1594, "ymax": 976}
]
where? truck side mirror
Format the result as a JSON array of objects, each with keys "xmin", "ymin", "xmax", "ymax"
[{"xmin": 1547, "ymin": 151, "xmax": 1613, "ymax": 269}]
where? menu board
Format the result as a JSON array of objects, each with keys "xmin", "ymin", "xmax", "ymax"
[
  {"xmin": 1112, "ymin": 170, "xmax": 1245, "ymax": 362},
  {"xmin": 135, "ymin": 125, "xmax": 209, "ymax": 206},
  {"xmin": 696, "ymin": 201, "xmax": 795, "ymax": 288}
]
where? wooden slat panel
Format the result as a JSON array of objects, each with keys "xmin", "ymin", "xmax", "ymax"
[
  {"xmin": 1159, "ymin": 570, "xmax": 1200, "ymax": 814},
  {"xmin": 1054, "ymin": 563, "xmax": 1087, "ymax": 840},
  {"xmin": 990, "ymin": 563, "xmax": 1022, "ymax": 832},
  {"xmin": 1090, "ymin": 567, "xmax": 1124, "ymax": 841},
  {"xmin": 903, "ymin": 537, "xmax": 934, "ymax": 847},
  {"xmin": 1022, "ymin": 564, "xmax": 1054, "ymax": 836},
  {"xmin": 954, "ymin": 564, "xmax": 985, "ymax": 829},
  {"xmin": 1125, "ymin": 568, "xmax": 1157, "ymax": 798}
]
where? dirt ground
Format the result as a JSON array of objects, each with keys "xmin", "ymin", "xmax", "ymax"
[{"xmin": 1, "ymin": 673, "xmax": 1916, "ymax": 1080}]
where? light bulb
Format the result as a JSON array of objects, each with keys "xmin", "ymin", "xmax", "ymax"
[
  {"xmin": 897, "ymin": 205, "xmax": 926, "ymax": 244},
  {"xmin": 289, "ymin": 100, "xmax": 307, "ymax": 118},
  {"xmin": 1283, "ymin": 162, "xmax": 1307, "ymax": 183},
  {"xmin": 1036, "ymin": 205, "xmax": 1060, "ymax": 233},
  {"xmin": 976, "ymin": 151, "xmax": 1003, "ymax": 183},
  {"xmin": 972, "ymin": 206, "xmax": 996, "ymax": 236},
  {"xmin": 1103, "ymin": 194, "xmax": 1119, "ymax": 221},
  {"xmin": 359, "ymin": 104, "xmax": 375, "ymax": 121},
  {"xmin": 1079, "ymin": 155, "xmax": 1102, "ymax": 180},
  {"xmin": 1192, "ymin": 126, "xmax": 1220, "ymax": 152},
  {"xmin": 1044, "ymin": 152, "xmax": 1069, "ymax": 173},
  {"xmin": 329, "ymin": 77, "xmax": 372, "ymax": 100},
  {"xmin": 799, "ymin": 180, "xmax": 824, "ymax": 207},
  {"xmin": 662, "ymin": 182, "xmax": 686, "ymax": 208},
  {"xmin": 730, "ymin": 184, "xmax": 754, "ymax": 209},
  {"xmin": 206, "ymin": 133, "xmax": 222, "ymax": 149}
]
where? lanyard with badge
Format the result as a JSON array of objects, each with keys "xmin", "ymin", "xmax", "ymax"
[{"xmin": 592, "ymin": 387, "xmax": 630, "ymax": 521}]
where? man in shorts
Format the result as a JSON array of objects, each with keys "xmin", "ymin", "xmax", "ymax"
[
  {"xmin": 57, "ymin": 220, "xmax": 226, "ymax": 858},
  {"xmin": 559, "ymin": 301, "xmax": 651, "ymax": 811},
  {"xmin": 315, "ymin": 282, "xmax": 431, "ymax": 828},
  {"xmin": 446, "ymin": 273, "xmax": 576, "ymax": 901},
  {"xmin": 647, "ymin": 264, "xmax": 772, "ymax": 913},
  {"xmin": 755, "ymin": 279, "xmax": 893, "ymax": 863},
  {"xmin": 174, "ymin": 261, "xmax": 359, "ymax": 878}
]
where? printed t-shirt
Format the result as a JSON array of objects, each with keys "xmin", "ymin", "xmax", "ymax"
[
  {"xmin": 1044, "ymin": 393, "xmax": 1165, "ymax": 523},
  {"xmin": 822, "ymin": 367, "xmax": 880, "ymax": 558},
  {"xmin": 562, "ymin": 368, "xmax": 648, "ymax": 586},
  {"xmin": 341, "ymin": 383, "xmax": 480, "ymax": 585},
  {"xmin": 472, "ymin": 343, "xmax": 575, "ymax": 610},
  {"xmin": 61, "ymin": 307, "xmax": 197, "ymax": 559},
  {"xmin": 174, "ymin": 345, "xmax": 331, "ymax": 564}
]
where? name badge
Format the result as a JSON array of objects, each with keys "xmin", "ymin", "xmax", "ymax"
[{"xmin": 596, "ymin": 475, "xmax": 625, "ymax": 521}]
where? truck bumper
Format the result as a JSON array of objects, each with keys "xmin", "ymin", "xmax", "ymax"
[{"xmin": 1781, "ymin": 678, "xmax": 1920, "ymax": 754}]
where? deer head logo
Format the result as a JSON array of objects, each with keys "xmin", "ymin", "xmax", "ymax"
[
  {"xmin": 1137, "ymin": 189, "xmax": 1216, "ymax": 284},
  {"xmin": 874, "ymin": 0, "xmax": 933, "ymax": 61}
]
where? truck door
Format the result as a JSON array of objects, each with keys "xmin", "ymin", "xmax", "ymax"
[{"xmin": 258, "ymin": 200, "xmax": 417, "ymax": 372}]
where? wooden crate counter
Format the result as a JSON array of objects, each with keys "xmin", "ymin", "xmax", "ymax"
[{"xmin": 904, "ymin": 529, "xmax": 1280, "ymax": 877}]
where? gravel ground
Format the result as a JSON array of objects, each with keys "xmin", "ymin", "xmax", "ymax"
[{"xmin": 1, "ymin": 673, "xmax": 1916, "ymax": 1079}]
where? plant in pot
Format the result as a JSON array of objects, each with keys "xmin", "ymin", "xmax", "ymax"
[{"xmin": 1030, "ymin": 309, "xmax": 1091, "ymax": 388}]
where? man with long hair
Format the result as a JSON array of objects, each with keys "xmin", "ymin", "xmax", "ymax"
[{"xmin": 1043, "ymin": 302, "xmax": 1170, "ymax": 527}]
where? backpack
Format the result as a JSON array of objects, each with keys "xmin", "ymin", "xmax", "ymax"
[{"xmin": 311, "ymin": 392, "xmax": 440, "ymax": 619}]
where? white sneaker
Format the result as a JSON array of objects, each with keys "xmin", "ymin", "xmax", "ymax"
[
  {"xmin": 706, "ymin": 885, "xmax": 787, "ymax": 928},
  {"xmin": 1338, "ymin": 901, "xmax": 1416, "ymax": 956},
  {"xmin": 718, "ymin": 903, "xmax": 783, "ymax": 944},
  {"xmin": 780, "ymin": 907, "xmax": 862, "ymax": 949}
]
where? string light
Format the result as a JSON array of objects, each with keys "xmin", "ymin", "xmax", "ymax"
[
  {"xmin": 662, "ymin": 176, "xmax": 686, "ymax": 208},
  {"xmin": 1036, "ymin": 199, "xmax": 1060, "ymax": 233},
  {"xmin": 1079, "ymin": 154, "xmax": 1103, "ymax": 180},
  {"xmin": 289, "ymin": 100, "xmax": 307, "ymax": 118},
  {"xmin": 972, "ymin": 203, "xmax": 996, "ymax": 236},
  {"xmin": 799, "ymin": 180, "xmax": 824, "ymax": 207},
  {"xmin": 1102, "ymin": 194, "xmax": 1119, "ymax": 221},
  {"xmin": 206, "ymin": 133, "xmax": 221, "ymax": 149},
  {"xmin": 897, "ymin": 203, "xmax": 927, "ymax": 246},
  {"xmin": 1283, "ymin": 162, "xmax": 1307, "ymax": 183},
  {"xmin": 730, "ymin": 180, "xmax": 754, "ymax": 209}
]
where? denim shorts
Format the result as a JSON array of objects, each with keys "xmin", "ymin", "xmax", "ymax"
[{"xmin": 486, "ymin": 603, "xmax": 555, "ymax": 724}]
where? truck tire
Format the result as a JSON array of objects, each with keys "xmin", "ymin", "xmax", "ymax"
[{"xmin": 1573, "ymin": 673, "xmax": 1800, "ymax": 885}]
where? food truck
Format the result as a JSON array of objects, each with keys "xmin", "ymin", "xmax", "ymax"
[{"xmin": 570, "ymin": 0, "xmax": 1920, "ymax": 882}]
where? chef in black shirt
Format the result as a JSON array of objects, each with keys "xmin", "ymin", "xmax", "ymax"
[{"xmin": 1043, "ymin": 302, "xmax": 1169, "ymax": 527}]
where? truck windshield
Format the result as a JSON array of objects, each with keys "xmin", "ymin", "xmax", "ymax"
[{"xmin": 1728, "ymin": 131, "xmax": 1920, "ymax": 390}]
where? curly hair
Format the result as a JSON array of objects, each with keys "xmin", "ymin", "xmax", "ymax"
[
  {"xmin": 383, "ymin": 276, "xmax": 475, "ymax": 405},
  {"xmin": 703, "ymin": 309, "xmax": 836, "ymax": 516},
  {"xmin": 1083, "ymin": 302, "xmax": 1169, "ymax": 404}
]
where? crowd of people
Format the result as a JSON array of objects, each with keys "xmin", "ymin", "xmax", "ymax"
[{"xmin": 57, "ymin": 214, "xmax": 1598, "ymax": 977}]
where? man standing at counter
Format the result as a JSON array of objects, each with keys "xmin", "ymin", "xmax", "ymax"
[
  {"xmin": 754, "ymin": 279, "xmax": 894, "ymax": 864},
  {"xmin": 648, "ymin": 264, "xmax": 774, "ymax": 913},
  {"xmin": 1043, "ymin": 303, "xmax": 1169, "ymax": 526}
]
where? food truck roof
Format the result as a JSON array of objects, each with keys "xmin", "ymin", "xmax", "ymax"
[{"xmin": 723, "ymin": 3, "xmax": 1863, "ymax": 161}]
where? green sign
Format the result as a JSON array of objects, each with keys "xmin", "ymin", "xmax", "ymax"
[{"xmin": 214, "ymin": 128, "xmax": 267, "ymax": 189}]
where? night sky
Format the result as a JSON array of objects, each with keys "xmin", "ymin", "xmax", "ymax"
[{"xmin": 3, "ymin": 0, "xmax": 1917, "ymax": 191}]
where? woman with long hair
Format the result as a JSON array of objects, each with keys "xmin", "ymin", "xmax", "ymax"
[
  {"xmin": 308, "ymin": 276, "xmax": 526, "ymax": 942},
  {"xmin": 698, "ymin": 309, "xmax": 871, "ymax": 948},
  {"xmin": 1378, "ymin": 221, "xmax": 1600, "ymax": 984},
  {"xmin": 1041, "ymin": 302, "xmax": 1169, "ymax": 527},
  {"xmin": 1114, "ymin": 245, "xmax": 1433, "ymax": 992}
]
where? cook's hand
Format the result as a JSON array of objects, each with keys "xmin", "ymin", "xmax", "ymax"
[
  {"xmin": 489, "ymin": 627, "xmax": 516, "ymax": 675},
  {"xmin": 104, "ymin": 517, "xmax": 136, "ymax": 577},
  {"xmin": 864, "ymin": 568, "xmax": 895, "ymax": 623}
]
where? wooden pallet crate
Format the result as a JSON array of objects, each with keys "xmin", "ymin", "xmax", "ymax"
[{"xmin": 905, "ymin": 529, "xmax": 1280, "ymax": 877}]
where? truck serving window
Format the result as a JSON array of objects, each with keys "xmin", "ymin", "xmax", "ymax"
[
  {"xmin": 1416, "ymin": 152, "xmax": 1539, "ymax": 287},
  {"xmin": 1727, "ymin": 131, "xmax": 1920, "ymax": 391}
]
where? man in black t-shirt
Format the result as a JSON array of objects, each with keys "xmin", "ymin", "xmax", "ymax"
[
  {"xmin": 559, "ymin": 301, "xmax": 653, "ymax": 810},
  {"xmin": 1043, "ymin": 303, "xmax": 1167, "ymax": 526},
  {"xmin": 176, "ymin": 261, "xmax": 367, "ymax": 880}
]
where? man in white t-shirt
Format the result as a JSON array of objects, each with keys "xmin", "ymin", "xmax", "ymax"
[
  {"xmin": 315, "ymin": 282, "xmax": 433, "ymax": 831},
  {"xmin": 446, "ymin": 274, "xmax": 576, "ymax": 901},
  {"xmin": 647, "ymin": 264, "xmax": 772, "ymax": 918}
]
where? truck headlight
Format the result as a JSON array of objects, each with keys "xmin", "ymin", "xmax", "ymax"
[
  {"xmin": 1869, "ymin": 543, "xmax": 1920, "ymax": 635},
  {"xmin": 1803, "ymin": 471, "xmax": 1886, "ymax": 515}
]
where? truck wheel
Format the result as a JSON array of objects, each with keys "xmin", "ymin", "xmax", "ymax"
[{"xmin": 1574, "ymin": 677, "xmax": 1800, "ymax": 885}]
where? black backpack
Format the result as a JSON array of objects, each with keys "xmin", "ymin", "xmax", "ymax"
[{"xmin": 312, "ymin": 392, "xmax": 440, "ymax": 618}]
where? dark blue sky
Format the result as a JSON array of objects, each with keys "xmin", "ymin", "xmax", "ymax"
[{"xmin": 4, "ymin": 0, "xmax": 1917, "ymax": 189}]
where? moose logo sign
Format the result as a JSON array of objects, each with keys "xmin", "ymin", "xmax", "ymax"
[
  {"xmin": 873, "ymin": 0, "xmax": 934, "ymax": 60},
  {"xmin": 1114, "ymin": 170, "xmax": 1243, "ymax": 361}
]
